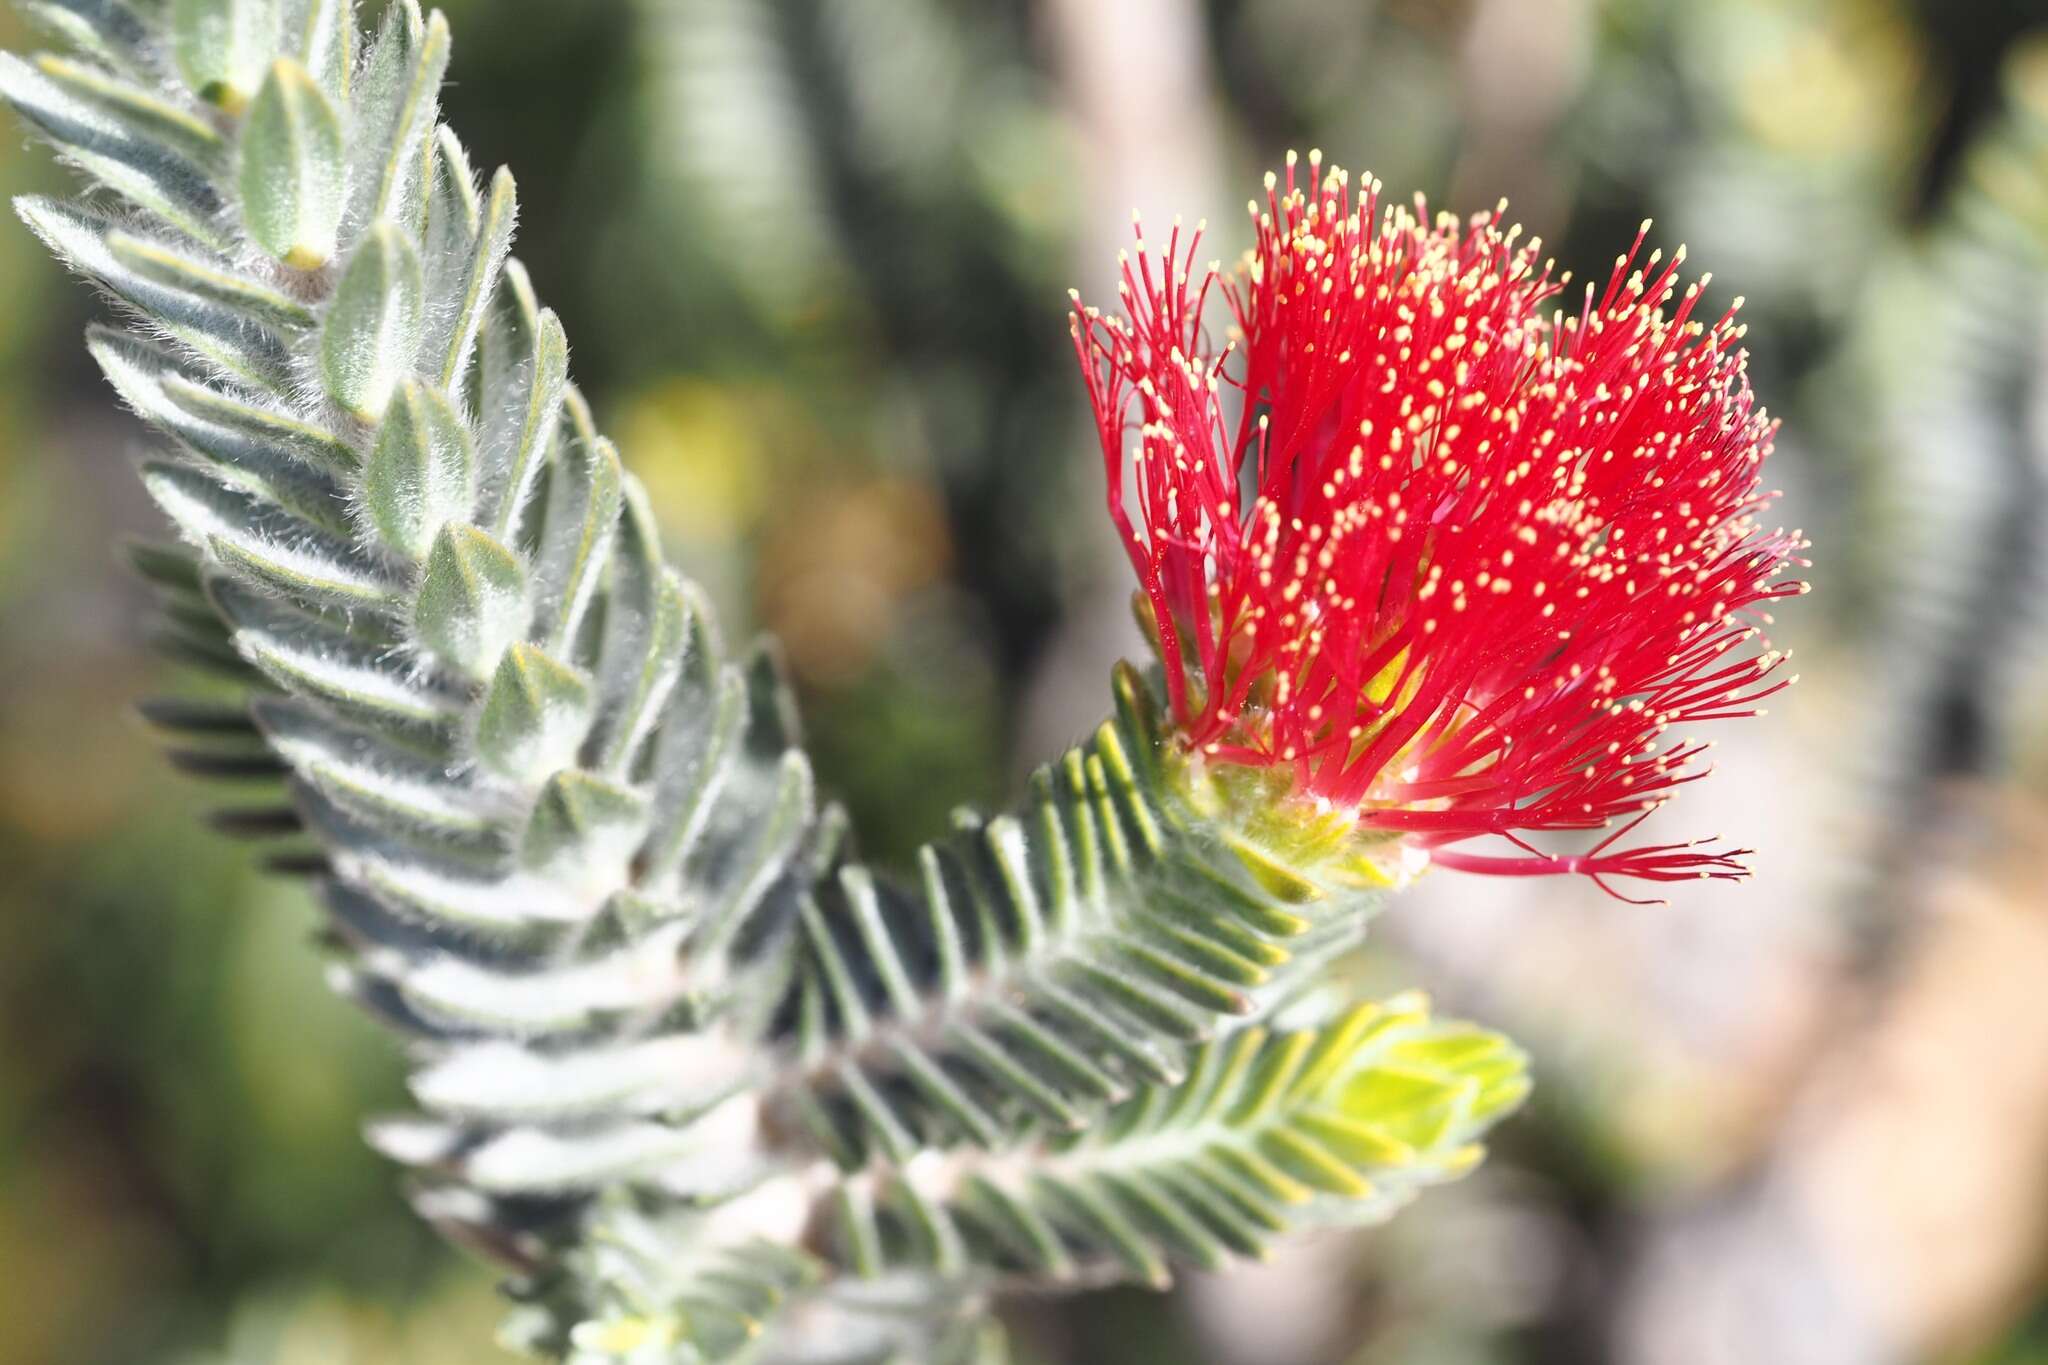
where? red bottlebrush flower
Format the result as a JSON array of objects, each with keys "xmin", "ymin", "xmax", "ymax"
[{"xmin": 1070, "ymin": 152, "xmax": 1809, "ymax": 901}]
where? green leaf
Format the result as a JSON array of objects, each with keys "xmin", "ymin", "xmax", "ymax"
[
  {"xmin": 158, "ymin": 371, "xmax": 357, "ymax": 475},
  {"xmin": 21, "ymin": 0, "xmax": 157, "ymax": 80},
  {"xmin": 475, "ymin": 256, "xmax": 540, "ymax": 463},
  {"xmin": 170, "ymin": 0, "xmax": 268, "ymax": 112},
  {"xmin": 363, "ymin": 378, "xmax": 473, "ymax": 558},
  {"xmin": 288, "ymin": 0, "xmax": 354, "ymax": 102},
  {"xmin": 426, "ymin": 145, "xmax": 516, "ymax": 389},
  {"xmin": 26, "ymin": 52, "xmax": 224, "ymax": 163},
  {"xmin": 106, "ymin": 230, "xmax": 313, "ymax": 327},
  {"xmin": 694, "ymin": 748, "xmax": 815, "ymax": 959},
  {"xmin": 254, "ymin": 698, "xmax": 500, "ymax": 854},
  {"xmin": 321, "ymin": 221, "xmax": 423, "ymax": 422},
  {"xmin": 520, "ymin": 768, "xmax": 646, "ymax": 884},
  {"xmin": 483, "ymin": 306, "xmax": 570, "ymax": 540},
  {"xmin": 346, "ymin": 0, "xmax": 448, "ymax": 229},
  {"xmin": 411, "ymin": 1032, "xmax": 751, "ymax": 1124},
  {"xmin": 142, "ymin": 459, "xmax": 399, "ymax": 611},
  {"xmin": 477, "ymin": 641, "xmax": 593, "ymax": 783},
  {"xmin": 449, "ymin": 168, "xmax": 519, "ymax": 385},
  {"xmin": 89, "ymin": 327, "xmax": 350, "ymax": 537},
  {"xmin": 638, "ymin": 665, "xmax": 746, "ymax": 880},
  {"xmin": 777, "ymin": 690, "xmax": 1391, "ymax": 1159},
  {"xmin": 415, "ymin": 521, "xmax": 526, "ymax": 680},
  {"xmin": 425, "ymin": 123, "xmax": 481, "ymax": 254},
  {"xmin": 807, "ymin": 996, "xmax": 1527, "ymax": 1289},
  {"xmin": 529, "ymin": 427, "xmax": 620, "ymax": 651},
  {"xmin": 0, "ymin": 55, "xmax": 228, "ymax": 248},
  {"xmin": 586, "ymin": 485, "xmax": 689, "ymax": 774},
  {"xmin": 241, "ymin": 58, "xmax": 346, "ymax": 269},
  {"xmin": 215, "ymin": 578, "xmax": 457, "ymax": 733}
]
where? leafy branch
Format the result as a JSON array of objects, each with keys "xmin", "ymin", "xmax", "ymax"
[{"xmin": 1, "ymin": 1, "xmax": 1530, "ymax": 1357}]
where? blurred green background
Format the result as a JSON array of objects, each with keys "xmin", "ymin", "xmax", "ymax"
[{"xmin": 3, "ymin": 0, "xmax": 2048, "ymax": 1361}]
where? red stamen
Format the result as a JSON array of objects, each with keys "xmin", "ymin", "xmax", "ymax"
[{"xmin": 1069, "ymin": 154, "xmax": 1807, "ymax": 892}]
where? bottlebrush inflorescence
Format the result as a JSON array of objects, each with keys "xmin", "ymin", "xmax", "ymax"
[{"xmin": 1071, "ymin": 152, "xmax": 1809, "ymax": 900}]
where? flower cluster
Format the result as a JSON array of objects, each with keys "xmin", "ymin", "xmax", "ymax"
[{"xmin": 1071, "ymin": 153, "xmax": 1808, "ymax": 898}]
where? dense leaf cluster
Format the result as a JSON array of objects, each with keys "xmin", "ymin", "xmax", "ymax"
[{"xmin": 1, "ymin": 2, "xmax": 1527, "ymax": 1359}]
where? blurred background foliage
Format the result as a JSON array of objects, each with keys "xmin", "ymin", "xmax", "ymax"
[{"xmin": 2, "ymin": 0, "xmax": 2047, "ymax": 1361}]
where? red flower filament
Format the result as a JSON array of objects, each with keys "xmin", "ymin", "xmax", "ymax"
[{"xmin": 1070, "ymin": 153, "xmax": 1809, "ymax": 900}]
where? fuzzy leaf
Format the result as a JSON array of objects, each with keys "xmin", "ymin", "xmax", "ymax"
[
  {"xmin": 24, "ymin": 52, "xmax": 223, "ymax": 164},
  {"xmin": 21, "ymin": 0, "xmax": 156, "ymax": 79},
  {"xmin": 477, "ymin": 641, "xmax": 593, "ymax": 783},
  {"xmin": 529, "ymin": 427, "xmax": 620, "ymax": 650},
  {"xmin": 16, "ymin": 199, "xmax": 279, "ymax": 385},
  {"xmin": 425, "ymin": 123, "xmax": 480, "ymax": 258},
  {"xmin": 241, "ymin": 57, "xmax": 345, "ymax": 268},
  {"xmin": 363, "ymin": 378, "xmax": 473, "ymax": 558},
  {"xmin": 254, "ymin": 699, "xmax": 500, "ymax": 855},
  {"xmin": 639, "ymin": 665, "xmax": 746, "ymax": 880},
  {"xmin": 90, "ymin": 327, "xmax": 350, "ymax": 537},
  {"xmin": 106, "ymin": 230, "xmax": 312, "ymax": 328},
  {"xmin": 411, "ymin": 1033, "xmax": 752, "ymax": 1123},
  {"xmin": 214, "ymin": 578, "xmax": 456, "ymax": 734},
  {"xmin": 142, "ymin": 459, "xmax": 398, "ymax": 610},
  {"xmin": 381, "ymin": 917, "xmax": 691, "ymax": 1036},
  {"xmin": 585, "ymin": 484, "xmax": 688, "ymax": 774},
  {"xmin": 170, "ymin": 0, "xmax": 268, "ymax": 112},
  {"xmin": 482, "ymin": 306, "xmax": 569, "ymax": 540},
  {"xmin": 159, "ymin": 371, "xmax": 356, "ymax": 475},
  {"xmin": 321, "ymin": 221, "xmax": 423, "ymax": 422},
  {"xmin": 0, "ymin": 54, "xmax": 227, "ymax": 247},
  {"xmin": 522, "ymin": 768, "xmax": 644, "ymax": 882},
  {"xmin": 474, "ymin": 257, "xmax": 540, "ymax": 471},
  {"xmin": 288, "ymin": 0, "xmax": 353, "ymax": 102},
  {"xmin": 346, "ymin": 0, "xmax": 447, "ymax": 229},
  {"xmin": 450, "ymin": 1105, "xmax": 765, "ymax": 1198},
  {"xmin": 416, "ymin": 522, "xmax": 526, "ymax": 680},
  {"xmin": 429, "ymin": 153, "xmax": 517, "ymax": 389}
]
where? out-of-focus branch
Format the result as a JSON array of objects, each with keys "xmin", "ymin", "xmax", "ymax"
[
  {"xmin": 1617, "ymin": 795, "xmax": 2048, "ymax": 1365},
  {"xmin": 1615, "ymin": 45, "xmax": 2048, "ymax": 1362},
  {"xmin": 1039, "ymin": 0, "xmax": 1229, "ymax": 297},
  {"xmin": 1448, "ymin": 0, "xmax": 1591, "ymax": 236},
  {"xmin": 1022, "ymin": 0, "xmax": 1230, "ymax": 769}
]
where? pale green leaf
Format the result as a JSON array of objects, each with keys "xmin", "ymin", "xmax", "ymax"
[
  {"xmin": 287, "ymin": 0, "xmax": 353, "ymax": 102},
  {"xmin": 170, "ymin": 0, "xmax": 269, "ymax": 112},
  {"xmin": 345, "ymin": 0, "xmax": 447, "ymax": 229},
  {"xmin": 106, "ymin": 230, "xmax": 313, "ymax": 327},
  {"xmin": 363, "ymin": 377, "xmax": 473, "ymax": 557},
  {"xmin": 476, "ymin": 641, "xmax": 593, "ymax": 783},
  {"xmin": 241, "ymin": 57, "xmax": 346, "ymax": 268},
  {"xmin": 0, "ymin": 54, "xmax": 227, "ymax": 247},
  {"xmin": 521, "ymin": 767, "xmax": 644, "ymax": 879},
  {"xmin": 415, "ymin": 521, "xmax": 526, "ymax": 680},
  {"xmin": 321, "ymin": 221, "xmax": 423, "ymax": 421}
]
